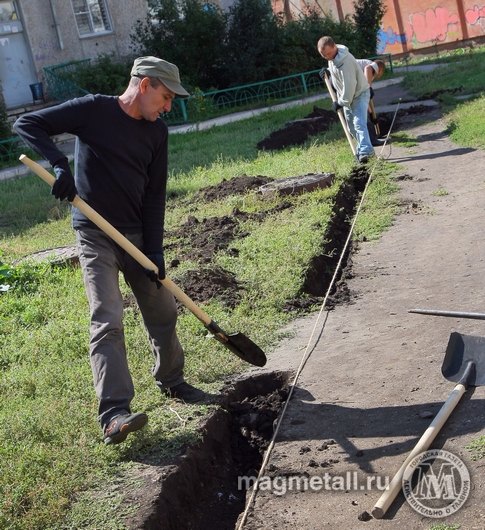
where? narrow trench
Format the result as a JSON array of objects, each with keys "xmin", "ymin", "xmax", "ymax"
[
  {"xmin": 141, "ymin": 371, "xmax": 292, "ymax": 530},
  {"xmin": 302, "ymin": 167, "xmax": 369, "ymax": 301},
  {"xmin": 138, "ymin": 170, "xmax": 369, "ymax": 529}
]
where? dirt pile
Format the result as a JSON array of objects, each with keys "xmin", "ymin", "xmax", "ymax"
[
  {"xmin": 257, "ymin": 106, "xmax": 338, "ymax": 151},
  {"xmin": 163, "ymin": 168, "xmax": 368, "ymax": 315}
]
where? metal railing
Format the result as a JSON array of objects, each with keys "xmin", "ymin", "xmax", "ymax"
[
  {"xmin": 0, "ymin": 137, "xmax": 36, "ymax": 167},
  {"xmin": 163, "ymin": 69, "xmax": 324, "ymax": 125},
  {"xmin": 41, "ymin": 59, "xmax": 325, "ymax": 125},
  {"xmin": 0, "ymin": 65, "xmax": 326, "ymax": 164},
  {"xmin": 43, "ymin": 59, "xmax": 91, "ymax": 102}
]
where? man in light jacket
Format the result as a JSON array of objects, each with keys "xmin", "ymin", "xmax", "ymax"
[{"xmin": 317, "ymin": 36, "xmax": 374, "ymax": 163}]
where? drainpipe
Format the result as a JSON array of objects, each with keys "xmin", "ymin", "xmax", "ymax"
[{"xmin": 49, "ymin": 0, "xmax": 64, "ymax": 50}]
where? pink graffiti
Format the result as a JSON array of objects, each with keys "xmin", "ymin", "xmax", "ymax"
[
  {"xmin": 408, "ymin": 7, "xmax": 459, "ymax": 43},
  {"xmin": 466, "ymin": 5, "xmax": 485, "ymax": 24}
]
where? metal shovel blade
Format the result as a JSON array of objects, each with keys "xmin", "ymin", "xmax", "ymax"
[
  {"xmin": 442, "ymin": 332, "xmax": 485, "ymax": 386},
  {"xmin": 205, "ymin": 321, "xmax": 267, "ymax": 367}
]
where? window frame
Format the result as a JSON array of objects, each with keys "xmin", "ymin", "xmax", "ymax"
[{"xmin": 70, "ymin": 0, "xmax": 113, "ymax": 39}]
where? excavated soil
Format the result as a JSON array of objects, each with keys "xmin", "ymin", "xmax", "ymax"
[
  {"xmin": 162, "ymin": 168, "xmax": 368, "ymax": 314},
  {"xmin": 124, "ymin": 371, "xmax": 292, "ymax": 530},
  {"xmin": 256, "ymin": 105, "xmax": 395, "ymax": 151}
]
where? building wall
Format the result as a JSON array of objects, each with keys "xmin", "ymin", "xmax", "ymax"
[
  {"xmin": 0, "ymin": 0, "xmax": 147, "ymax": 108},
  {"xmin": 20, "ymin": 0, "xmax": 148, "ymax": 79},
  {"xmin": 275, "ymin": 0, "xmax": 485, "ymax": 56}
]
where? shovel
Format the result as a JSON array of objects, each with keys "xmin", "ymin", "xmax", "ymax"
[
  {"xmin": 322, "ymin": 71, "xmax": 359, "ymax": 162},
  {"xmin": 372, "ymin": 330, "xmax": 483, "ymax": 518},
  {"xmin": 410, "ymin": 308, "xmax": 485, "ymax": 320},
  {"xmin": 369, "ymin": 100, "xmax": 380, "ymax": 136},
  {"xmin": 20, "ymin": 154, "xmax": 267, "ymax": 367}
]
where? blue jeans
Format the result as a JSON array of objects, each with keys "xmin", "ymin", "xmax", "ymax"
[
  {"xmin": 343, "ymin": 90, "xmax": 374, "ymax": 157},
  {"xmin": 76, "ymin": 228, "xmax": 185, "ymax": 428}
]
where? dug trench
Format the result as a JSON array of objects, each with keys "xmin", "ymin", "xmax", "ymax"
[{"xmin": 122, "ymin": 167, "xmax": 371, "ymax": 529}]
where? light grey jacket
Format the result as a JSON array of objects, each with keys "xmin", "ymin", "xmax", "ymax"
[{"xmin": 328, "ymin": 45, "xmax": 370, "ymax": 107}]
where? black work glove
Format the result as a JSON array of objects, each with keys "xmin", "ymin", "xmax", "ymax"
[
  {"xmin": 332, "ymin": 100, "xmax": 342, "ymax": 112},
  {"xmin": 319, "ymin": 67, "xmax": 330, "ymax": 81},
  {"xmin": 52, "ymin": 159, "xmax": 77, "ymax": 202},
  {"xmin": 369, "ymin": 87, "xmax": 375, "ymax": 99},
  {"xmin": 369, "ymin": 114, "xmax": 379, "ymax": 125},
  {"xmin": 145, "ymin": 252, "xmax": 166, "ymax": 288}
]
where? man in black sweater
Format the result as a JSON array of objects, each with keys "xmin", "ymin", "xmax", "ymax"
[{"xmin": 14, "ymin": 56, "xmax": 205, "ymax": 445}]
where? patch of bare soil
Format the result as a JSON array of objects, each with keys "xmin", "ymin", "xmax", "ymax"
[
  {"xmin": 124, "ymin": 372, "xmax": 291, "ymax": 530},
  {"xmin": 257, "ymin": 106, "xmax": 339, "ymax": 150},
  {"xmin": 194, "ymin": 174, "xmax": 274, "ymax": 201},
  {"xmin": 255, "ymin": 102, "xmax": 441, "ymax": 153},
  {"xmin": 163, "ymin": 168, "xmax": 368, "ymax": 316}
]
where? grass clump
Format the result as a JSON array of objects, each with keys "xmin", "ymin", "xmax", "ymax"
[
  {"xmin": 400, "ymin": 47, "xmax": 485, "ymax": 100},
  {"xmin": 466, "ymin": 435, "xmax": 485, "ymax": 461}
]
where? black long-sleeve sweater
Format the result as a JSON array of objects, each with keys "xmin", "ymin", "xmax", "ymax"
[{"xmin": 14, "ymin": 94, "xmax": 168, "ymax": 253}]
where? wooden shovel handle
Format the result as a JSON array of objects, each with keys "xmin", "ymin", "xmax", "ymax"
[
  {"xmin": 369, "ymin": 99, "xmax": 380, "ymax": 136},
  {"xmin": 19, "ymin": 155, "xmax": 211, "ymax": 327},
  {"xmin": 372, "ymin": 383, "xmax": 466, "ymax": 519},
  {"xmin": 322, "ymin": 72, "xmax": 357, "ymax": 157}
]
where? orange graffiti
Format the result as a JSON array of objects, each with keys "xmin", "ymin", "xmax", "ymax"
[
  {"xmin": 408, "ymin": 7, "xmax": 459, "ymax": 43},
  {"xmin": 466, "ymin": 5, "xmax": 485, "ymax": 24}
]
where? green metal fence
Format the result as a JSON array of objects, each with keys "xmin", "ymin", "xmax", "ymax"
[
  {"xmin": 0, "ymin": 137, "xmax": 36, "ymax": 167},
  {"xmin": 164, "ymin": 69, "xmax": 324, "ymax": 126},
  {"xmin": 0, "ymin": 64, "xmax": 326, "ymax": 166},
  {"xmin": 43, "ymin": 59, "xmax": 91, "ymax": 102},
  {"xmin": 41, "ymin": 59, "xmax": 324, "ymax": 126}
]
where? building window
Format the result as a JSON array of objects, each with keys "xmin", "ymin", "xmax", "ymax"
[
  {"xmin": 70, "ymin": 0, "xmax": 112, "ymax": 37},
  {"xmin": 0, "ymin": 1, "xmax": 18, "ymax": 21}
]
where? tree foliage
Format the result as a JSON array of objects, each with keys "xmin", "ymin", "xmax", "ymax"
[
  {"xmin": 352, "ymin": 0, "xmax": 387, "ymax": 56},
  {"xmin": 224, "ymin": 0, "xmax": 281, "ymax": 86},
  {"xmin": 131, "ymin": 0, "xmax": 227, "ymax": 90}
]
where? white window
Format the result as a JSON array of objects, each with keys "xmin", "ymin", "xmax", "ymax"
[
  {"xmin": 0, "ymin": 1, "xmax": 18, "ymax": 22},
  {"xmin": 70, "ymin": 0, "xmax": 112, "ymax": 37}
]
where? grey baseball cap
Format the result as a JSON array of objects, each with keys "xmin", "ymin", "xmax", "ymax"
[{"xmin": 131, "ymin": 56, "xmax": 189, "ymax": 98}]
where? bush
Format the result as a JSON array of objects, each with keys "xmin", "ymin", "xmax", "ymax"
[
  {"xmin": 352, "ymin": 0, "xmax": 387, "ymax": 57},
  {"xmin": 0, "ymin": 93, "xmax": 12, "ymax": 140},
  {"xmin": 224, "ymin": 0, "xmax": 281, "ymax": 86},
  {"xmin": 277, "ymin": 8, "xmax": 358, "ymax": 76},
  {"xmin": 68, "ymin": 1, "xmax": 381, "ymax": 94},
  {"xmin": 131, "ymin": 0, "xmax": 228, "ymax": 91},
  {"xmin": 61, "ymin": 54, "xmax": 132, "ymax": 96},
  {"xmin": 130, "ymin": 0, "xmax": 364, "ymax": 90}
]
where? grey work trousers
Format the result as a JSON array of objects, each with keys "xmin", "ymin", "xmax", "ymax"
[{"xmin": 76, "ymin": 228, "xmax": 185, "ymax": 429}]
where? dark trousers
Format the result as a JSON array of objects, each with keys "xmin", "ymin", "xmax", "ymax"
[{"xmin": 76, "ymin": 228, "xmax": 185, "ymax": 428}]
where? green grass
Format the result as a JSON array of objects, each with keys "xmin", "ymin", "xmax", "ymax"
[
  {"xmin": 394, "ymin": 43, "xmax": 485, "ymax": 67},
  {"xmin": 3, "ymin": 51, "xmax": 483, "ymax": 527},
  {"xmin": 445, "ymin": 94, "xmax": 485, "ymax": 149},
  {"xmin": 431, "ymin": 187, "xmax": 450, "ymax": 197},
  {"xmin": 466, "ymin": 435, "xmax": 485, "ymax": 460},
  {"xmin": 387, "ymin": 131, "xmax": 419, "ymax": 148},
  {"xmin": 429, "ymin": 523, "xmax": 461, "ymax": 530},
  {"xmin": 400, "ymin": 47, "xmax": 485, "ymax": 100}
]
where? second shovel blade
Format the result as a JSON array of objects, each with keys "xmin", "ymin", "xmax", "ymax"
[{"xmin": 442, "ymin": 332, "xmax": 485, "ymax": 386}]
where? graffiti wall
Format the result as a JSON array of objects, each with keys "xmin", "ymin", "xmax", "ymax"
[
  {"xmin": 274, "ymin": 0, "xmax": 485, "ymax": 55},
  {"xmin": 378, "ymin": 0, "xmax": 485, "ymax": 55}
]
